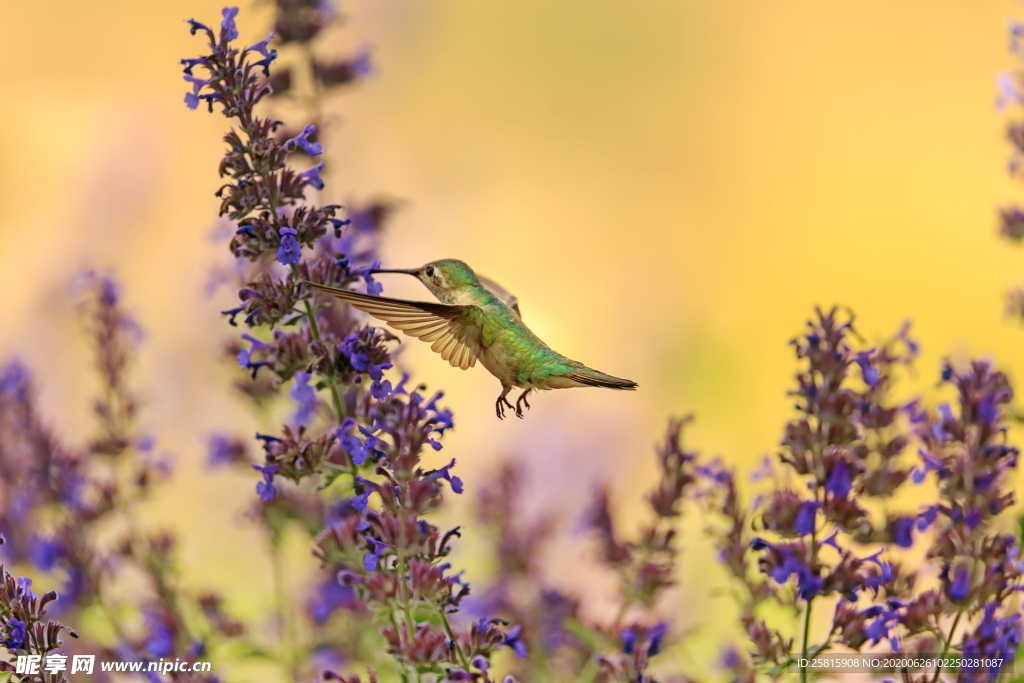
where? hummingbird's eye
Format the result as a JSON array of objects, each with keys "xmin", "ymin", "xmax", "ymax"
[{"xmin": 424, "ymin": 266, "xmax": 435, "ymax": 277}]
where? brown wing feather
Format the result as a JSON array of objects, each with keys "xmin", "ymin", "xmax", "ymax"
[{"xmin": 305, "ymin": 282, "xmax": 481, "ymax": 369}]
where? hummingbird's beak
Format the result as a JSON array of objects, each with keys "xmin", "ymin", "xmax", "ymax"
[{"xmin": 370, "ymin": 268, "xmax": 419, "ymax": 276}]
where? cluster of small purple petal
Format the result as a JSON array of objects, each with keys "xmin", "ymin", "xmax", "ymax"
[
  {"xmin": 574, "ymin": 417, "xmax": 705, "ymax": 682},
  {"xmin": 0, "ymin": 537, "xmax": 75, "ymax": 680},
  {"xmin": 465, "ymin": 438, "xmax": 705, "ymax": 682},
  {"xmin": 0, "ymin": 278, "xmax": 235, "ymax": 678},
  {"xmin": 687, "ymin": 308, "xmax": 1024, "ymax": 682},
  {"xmin": 461, "ymin": 462, "xmax": 582, "ymax": 680},
  {"xmin": 308, "ymin": 383, "xmax": 529, "ymax": 680},
  {"xmin": 861, "ymin": 359, "xmax": 1024, "ymax": 677},
  {"xmin": 184, "ymin": 8, "xmax": 521, "ymax": 681},
  {"xmin": 759, "ymin": 309, "xmax": 916, "ymax": 594},
  {"xmin": 695, "ymin": 308, "xmax": 924, "ymax": 678}
]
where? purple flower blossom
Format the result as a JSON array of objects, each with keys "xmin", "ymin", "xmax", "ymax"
[
  {"xmin": 794, "ymin": 501, "xmax": 819, "ymax": 536},
  {"xmin": 351, "ymin": 47, "xmax": 373, "ymax": 77},
  {"xmin": 220, "ymin": 6, "xmax": 239, "ymax": 42},
  {"xmin": 890, "ymin": 517, "xmax": 914, "ymax": 548},
  {"xmin": 340, "ymin": 329, "xmax": 392, "ymax": 380},
  {"xmin": 335, "ymin": 417, "xmax": 369, "ymax": 465},
  {"xmin": 503, "ymin": 624, "xmax": 527, "ymax": 658},
  {"xmin": 427, "ymin": 458, "xmax": 464, "ymax": 494},
  {"xmin": 299, "ymin": 162, "xmax": 325, "ymax": 190},
  {"xmin": 916, "ymin": 504, "xmax": 940, "ymax": 530},
  {"xmin": 362, "ymin": 537, "xmax": 389, "ymax": 571},
  {"xmin": 252, "ymin": 463, "xmax": 280, "ymax": 502},
  {"xmin": 145, "ymin": 613, "xmax": 174, "ymax": 657},
  {"xmin": 826, "ymin": 461, "xmax": 851, "ymax": 498},
  {"xmin": 290, "ymin": 371, "xmax": 316, "ymax": 425},
  {"xmin": 183, "ymin": 75, "xmax": 209, "ymax": 110},
  {"xmin": 647, "ymin": 622, "xmax": 668, "ymax": 656},
  {"xmin": 0, "ymin": 361, "xmax": 29, "ymax": 398},
  {"xmin": 308, "ymin": 578, "xmax": 357, "ymax": 624},
  {"xmin": 962, "ymin": 603, "xmax": 1022, "ymax": 671},
  {"xmin": 248, "ymin": 31, "xmax": 274, "ymax": 54},
  {"xmin": 276, "ymin": 227, "xmax": 301, "ymax": 265},
  {"xmin": 862, "ymin": 549, "xmax": 894, "ymax": 594},
  {"xmin": 236, "ymin": 333, "xmax": 271, "ymax": 378},
  {"xmin": 185, "ymin": 18, "xmax": 210, "ymax": 36},
  {"xmin": 17, "ymin": 577, "xmax": 36, "ymax": 600},
  {"xmin": 855, "ymin": 349, "xmax": 881, "ymax": 386},
  {"xmin": 30, "ymin": 536, "xmax": 61, "ymax": 571},
  {"xmin": 4, "ymin": 618, "xmax": 26, "ymax": 649},
  {"xmin": 289, "ymin": 124, "xmax": 323, "ymax": 156},
  {"xmin": 370, "ymin": 377, "xmax": 392, "ymax": 399},
  {"xmin": 911, "ymin": 448, "xmax": 944, "ymax": 483},
  {"xmin": 948, "ymin": 564, "xmax": 971, "ymax": 602},
  {"xmin": 751, "ymin": 538, "xmax": 823, "ymax": 600},
  {"xmin": 863, "ymin": 605, "xmax": 899, "ymax": 645},
  {"xmin": 358, "ymin": 265, "xmax": 383, "ymax": 296},
  {"xmin": 206, "ymin": 433, "xmax": 236, "ymax": 467}
]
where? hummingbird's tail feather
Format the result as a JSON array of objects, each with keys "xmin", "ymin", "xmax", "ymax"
[{"xmin": 564, "ymin": 368, "xmax": 638, "ymax": 390}]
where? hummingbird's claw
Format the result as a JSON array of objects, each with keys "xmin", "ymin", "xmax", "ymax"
[
  {"xmin": 514, "ymin": 389, "xmax": 532, "ymax": 419},
  {"xmin": 495, "ymin": 388, "xmax": 515, "ymax": 420}
]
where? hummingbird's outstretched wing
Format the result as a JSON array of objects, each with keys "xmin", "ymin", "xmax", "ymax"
[
  {"xmin": 305, "ymin": 283, "xmax": 482, "ymax": 370},
  {"xmin": 476, "ymin": 273, "xmax": 521, "ymax": 318}
]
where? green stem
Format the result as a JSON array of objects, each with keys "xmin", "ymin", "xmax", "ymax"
[
  {"xmin": 286, "ymin": 45, "xmax": 344, "ymax": 425},
  {"xmin": 574, "ymin": 656, "xmax": 600, "ymax": 683},
  {"xmin": 269, "ymin": 532, "xmax": 300, "ymax": 683},
  {"xmin": 800, "ymin": 487, "xmax": 821, "ymax": 683},
  {"xmin": 395, "ymin": 555, "xmax": 421, "ymax": 683},
  {"xmin": 439, "ymin": 607, "xmax": 470, "ymax": 670},
  {"xmin": 800, "ymin": 597, "xmax": 814, "ymax": 682},
  {"xmin": 291, "ymin": 263, "xmax": 345, "ymax": 421},
  {"xmin": 930, "ymin": 610, "xmax": 963, "ymax": 683},
  {"xmin": 611, "ymin": 596, "xmax": 632, "ymax": 632},
  {"xmin": 259, "ymin": 150, "xmax": 344, "ymax": 425}
]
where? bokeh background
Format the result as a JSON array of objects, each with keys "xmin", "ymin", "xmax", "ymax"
[{"xmin": 2, "ymin": 0, "xmax": 1023, "ymax": 678}]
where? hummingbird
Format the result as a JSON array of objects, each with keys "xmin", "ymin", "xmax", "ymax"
[{"xmin": 305, "ymin": 259, "xmax": 637, "ymax": 419}]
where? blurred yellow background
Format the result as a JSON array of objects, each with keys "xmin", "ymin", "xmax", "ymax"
[{"xmin": 2, "ymin": 0, "xmax": 1023, "ymax": 678}]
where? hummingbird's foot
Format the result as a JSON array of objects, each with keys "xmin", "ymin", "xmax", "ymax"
[
  {"xmin": 514, "ymin": 389, "xmax": 532, "ymax": 418},
  {"xmin": 495, "ymin": 387, "xmax": 515, "ymax": 420}
]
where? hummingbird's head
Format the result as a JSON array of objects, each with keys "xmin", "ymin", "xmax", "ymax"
[{"xmin": 371, "ymin": 259, "xmax": 480, "ymax": 304}]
